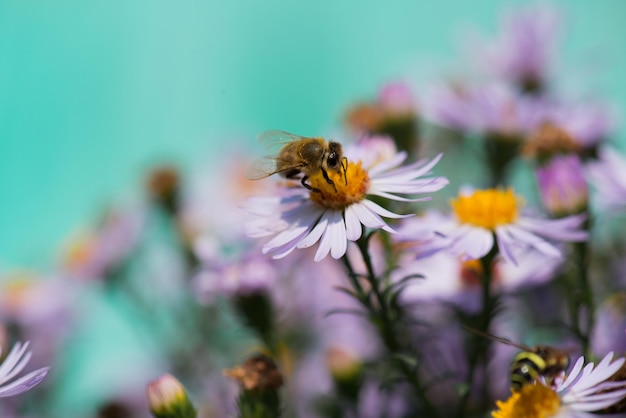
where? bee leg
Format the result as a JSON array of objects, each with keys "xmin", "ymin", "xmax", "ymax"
[
  {"xmin": 341, "ymin": 157, "xmax": 348, "ymax": 185},
  {"xmin": 321, "ymin": 168, "xmax": 337, "ymax": 192},
  {"xmin": 301, "ymin": 175, "xmax": 321, "ymax": 193}
]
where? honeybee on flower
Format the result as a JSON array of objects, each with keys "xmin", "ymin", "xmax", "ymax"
[
  {"xmin": 247, "ymin": 130, "xmax": 348, "ymax": 193},
  {"xmin": 245, "ymin": 135, "xmax": 449, "ymax": 262}
]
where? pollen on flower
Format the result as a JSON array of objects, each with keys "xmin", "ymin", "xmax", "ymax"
[
  {"xmin": 492, "ymin": 383, "xmax": 560, "ymax": 418},
  {"xmin": 451, "ymin": 188, "xmax": 520, "ymax": 230},
  {"xmin": 308, "ymin": 160, "xmax": 370, "ymax": 210}
]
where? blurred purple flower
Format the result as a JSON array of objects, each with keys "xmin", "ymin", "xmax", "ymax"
[
  {"xmin": 475, "ymin": 5, "xmax": 561, "ymax": 92},
  {"xmin": 355, "ymin": 379, "xmax": 409, "ymax": 418},
  {"xmin": 392, "ymin": 246, "xmax": 563, "ymax": 312},
  {"xmin": 544, "ymin": 100, "xmax": 615, "ymax": 150},
  {"xmin": 471, "ymin": 82, "xmax": 546, "ymax": 137},
  {"xmin": 0, "ymin": 342, "xmax": 49, "ymax": 398},
  {"xmin": 586, "ymin": 147, "xmax": 626, "ymax": 211},
  {"xmin": 591, "ymin": 293, "xmax": 626, "ymax": 358},
  {"xmin": 377, "ymin": 81, "xmax": 416, "ymax": 115},
  {"xmin": 192, "ymin": 242, "xmax": 277, "ymax": 303},
  {"xmin": 423, "ymin": 82, "xmax": 479, "ymax": 132},
  {"xmin": 424, "ymin": 82, "xmax": 546, "ymax": 137},
  {"xmin": 62, "ymin": 209, "xmax": 145, "ymax": 280},
  {"xmin": 536, "ymin": 153, "xmax": 589, "ymax": 216}
]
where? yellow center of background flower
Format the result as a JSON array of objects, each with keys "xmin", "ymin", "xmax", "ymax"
[
  {"xmin": 451, "ymin": 188, "xmax": 519, "ymax": 230},
  {"xmin": 492, "ymin": 383, "xmax": 560, "ymax": 418},
  {"xmin": 308, "ymin": 160, "xmax": 369, "ymax": 210}
]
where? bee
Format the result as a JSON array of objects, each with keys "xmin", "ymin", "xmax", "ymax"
[
  {"xmin": 247, "ymin": 130, "xmax": 348, "ymax": 193},
  {"xmin": 463, "ymin": 326, "xmax": 570, "ymax": 391}
]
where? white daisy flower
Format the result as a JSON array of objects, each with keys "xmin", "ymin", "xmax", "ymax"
[
  {"xmin": 245, "ymin": 146, "xmax": 448, "ymax": 262},
  {"xmin": 0, "ymin": 341, "xmax": 50, "ymax": 398},
  {"xmin": 492, "ymin": 352, "xmax": 626, "ymax": 417},
  {"xmin": 396, "ymin": 188, "xmax": 587, "ymax": 265}
]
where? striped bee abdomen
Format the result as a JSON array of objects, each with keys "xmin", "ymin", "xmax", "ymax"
[{"xmin": 510, "ymin": 351, "xmax": 547, "ymax": 391}]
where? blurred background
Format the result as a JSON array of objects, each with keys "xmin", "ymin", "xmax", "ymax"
[
  {"xmin": 1, "ymin": 0, "xmax": 625, "ymax": 269},
  {"xmin": 1, "ymin": 1, "xmax": 626, "ymax": 417}
]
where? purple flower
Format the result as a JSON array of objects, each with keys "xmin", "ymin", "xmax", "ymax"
[
  {"xmin": 0, "ymin": 341, "xmax": 49, "ymax": 398},
  {"xmin": 395, "ymin": 188, "xmax": 587, "ymax": 266},
  {"xmin": 476, "ymin": 5, "xmax": 561, "ymax": 91},
  {"xmin": 423, "ymin": 82, "xmax": 479, "ymax": 132},
  {"xmin": 377, "ymin": 81, "xmax": 416, "ymax": 115},
  {"xmin": 192, "ymin": 241, "xmax": 277, "ymax": 303},
  {"xmin": 586, "ymin": 147, "xmax": 626, "ymax": 210},
  {"xmin": 536, "ymin": 154, "xmax": 589, "ymax": 216},
  {"xmin": 424, "ymin": 82, "xmax": 546, "ymax": 137},
  {"xmin": 393, "ymin": 247, "xmax": 563, "ymax": 312},
  {"xmin": 591, "ymin": 294, "xmax": 626, "ymax": 358},
  {"xmin": 544, "ymin": 101, "xmax": 615, "ymax": 150}
]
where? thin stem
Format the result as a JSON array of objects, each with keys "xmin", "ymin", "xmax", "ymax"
[
  {"xmin": 341, "ymin": 234, "xmax": 441, "ymax": 418},
  {"xmin": 574, "ymin": 240, "xmax": 594, "ymax": 357},
  {"xmin": 457, "ymin": 248, "xmax": 498, "ymax": 417}
]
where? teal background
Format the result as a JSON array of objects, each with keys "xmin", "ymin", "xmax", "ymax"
[{"xmin": 1, "ymin": 0, "xmax": 625, "ymax": 269}]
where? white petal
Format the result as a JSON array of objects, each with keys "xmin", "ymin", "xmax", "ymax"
[
  {"xmin": 517, "ymin": 215, "xmax": 588, "ymax": 242},
  {"xmin": 366, "ymin": 152, "xmax": 407, "ymax": 176},
  {"xmin": 495, "ymin": 227, "xmax": 519, "ymax": 265},
  {"xmin": 564, "ymin": 388, "xmax": 626, "ymax": 411},
  {"xmin": 297, "ymin": 215, "xmax": 329, "ymax": 249},
  {"xmin": 361, "ymin": 199, "xmax": 412, "ymax": 219},
  {"xmin": 559, "ymin": 356, "xmax": 586, "ymax": 392},
  {"xmin": 328, "ymin": 212, "xmax": 348, "ymax": 259},
  {"xmin": 0, "ymin": 342, "xmax": 29, "ymax": 385},
  {"xmin": 448, "ymin": 226, "xmax": 493, "ymax": 260},
  {"xmin": 502, "ymin": 224, "xmax": 562, "ymax": 258},
  {"xmin": 344, "ymin": 206, "xmax": 363, "ymax": 241},
  {"xmin": 264, "ymin": 224, "xmax": 313, "ymax": 250},
  {"xmin": 0, "ymin": 367, "xmax": 49, "ymax": 398},
  {"xmin": 350, "ymin": 202, "xmax": 387, "ymax": 229},
  {"xmin": 315, "ymin": 228, "xmax": 334, "ymax": 262}
]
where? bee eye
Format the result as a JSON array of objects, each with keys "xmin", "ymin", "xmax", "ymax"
[{"xmin": 327, "ymin": 153, "xmax": 338, "ymax": 167}]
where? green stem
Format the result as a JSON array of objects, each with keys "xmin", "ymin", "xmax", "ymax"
[
  {"xmin": 574, "ymin": 240, "xmax": 594, "ymax": 358},
  {"xmin": 457, "ymin": 248, "xmax": 498, "ymax": 417},
  {"xmin": 342, "ymin": 235, "xmax": 440, "ymax": 418}
]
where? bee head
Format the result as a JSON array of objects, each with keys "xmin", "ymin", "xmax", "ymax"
[
  {"xmin": 326, "ymin": 142, "xmax": 344, "ymax": 172},
  {"xmin": 535, "ymin": 345, "xmax": 570, "ymax": 372}
]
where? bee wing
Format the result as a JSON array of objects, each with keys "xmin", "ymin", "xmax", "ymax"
[
  {"xmin": 245, "ymin": 155, "xmax": 306, "ymax": 180},
  {"xmin": 257, "ymin": 130, "xmax": 309, "ymax": 153},
  {"xmin": 246, "ymin": 156, "xmax": 280, "ymax": 180}
]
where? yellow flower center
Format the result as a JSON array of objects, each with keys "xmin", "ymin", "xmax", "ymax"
[
  {"xmin": 451, "ymin": 188, "xmax": 520, "ymax": 230},
  {"xmin": 308, "ymin": 161, "xmax": 370, "ymax": 210},
  {"xmin": 492, "ymin": 383, "xmax": 561, "ymax": 418}
]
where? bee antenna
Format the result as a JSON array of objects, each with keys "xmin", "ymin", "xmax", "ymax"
[
  {"xmin": 462, "ymin": 325, "xmax": 530, "ymax": 351},
  {"xmin": 342, "ymin": 157, "xmax": 348, "ymax": 185}
]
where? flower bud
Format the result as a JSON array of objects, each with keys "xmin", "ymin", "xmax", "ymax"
[
  {"xmin": 326, "ymin": 346, "xmax": 362, "ymax": 383},
  {"xmin": 224, "ymin": 354, "xmax": 283, "ymax": 418},
  {"xmin": 325, "ymin": 347, "xmax": 364, "ymax": 400},
  {"xmin": 146, "ymin": 166, "xmax": 180, "ymax": 214},
  {"xmin": 223, "ymin": 354, "xmax": 284, "ymax": 393},
  {"xmin": 536, "ymin": 153, "xmax": 588, "ymax": 217},
  {"xmin": 146, "ymin": 374, "xmax": 196, "ymax": 418}
]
